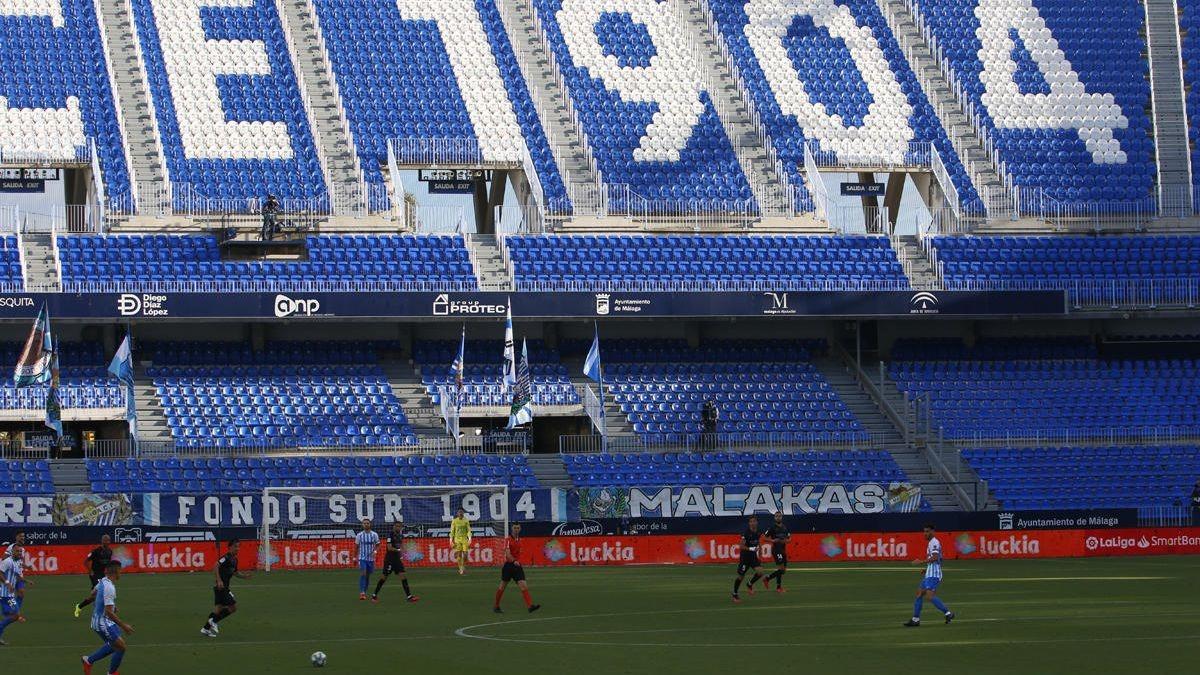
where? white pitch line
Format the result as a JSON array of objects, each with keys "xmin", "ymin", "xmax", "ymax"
[
  {"xmin": 965, "ymin": 576, "xmax": 1172, "ymax": 582},
  {"xmin": 456, "ymin": 607, "xmax": 1200, "ymax": 648}
]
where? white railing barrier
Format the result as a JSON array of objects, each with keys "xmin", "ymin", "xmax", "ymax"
[
  {"xmin": 583, "ymin": 384, "xmax": 605, "ymax": 437},
  {"xmin": 803, "ymin": 142, "xmax": 829, "ymax": 219}
]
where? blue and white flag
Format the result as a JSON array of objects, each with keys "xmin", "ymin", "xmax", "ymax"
[
  {"xmin": 107, "ymin": 334, "xmax": 134, "ymax": 385},
  {"xmin": 108, "ymin": 334, "xmax": 138, "ymax": 437},
  {"xmin": 583, "ymin": 324, "xmax": 603, "ymax": 383},
  {"xmin": 507, "ymin": 339, "xmax": 533, "ymax": 429},
  {"xmin": 448, "ymin": 325, "xmax": 466, "ymax": 437},
  {"xmin": 14, "ymin": 304, "xmax": 53, "ymax": 388},
  {"xmin": 44, "ymin": 338, "xmax": 62, "ymax": 437},
  {"xmin": 502, "ymin": 299, "xmax": 516, "ymax": 391},
  {"xmin": 451, "ymin": 325, "xmax": 466, "ymax": 395}
]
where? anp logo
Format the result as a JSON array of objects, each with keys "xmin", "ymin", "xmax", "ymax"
[
  {"xmin": 954, "ymin": 533, "xmax": 977, "ymax": 555},
  {"xmin": 542, "ymin": 539, "xmax": 568, "ymax": 562},
  {"xmin": 683, "ymin": 537, "xmax": 706, "ymax": 560},
  {"xmin": 820, "ymin": 536, "xmax": 843, "ymax": 558}
]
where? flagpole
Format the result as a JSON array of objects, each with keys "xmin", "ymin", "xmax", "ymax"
[
  {"xmin": 595, "ymin": 321, "xmax": 605, "ymax": 452},
  {"xmin": 128, "ymin": 324, "xmax": 139, "ymax": 459}
]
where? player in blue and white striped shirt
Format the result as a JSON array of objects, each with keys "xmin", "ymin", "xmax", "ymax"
[
  {"xmin": 905, "ymin": 524, "xmax": 954, "ymax": 627},
  {"xmin": 0, "ymin": 545, "xmax": 26, "ymax": 645},
  {"xmin": 82, "ymin": 561, "xmax": 134, "ymax": 674},
  {"xmin": 355, "ymin": 519, "xmax": 381, "ymax": 600}
]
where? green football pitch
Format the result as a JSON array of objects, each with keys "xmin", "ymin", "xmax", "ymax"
[{"xmin": 6, "ymin": 556, "xmax": 1199, "ymax": 674}]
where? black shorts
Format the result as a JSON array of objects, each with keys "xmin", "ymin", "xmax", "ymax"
[
  {"xmin": 213, "ymin": 587, "xmax": 237, "ymax": 607},
  {"xmin": 737, "ymin": 553, "xmax": 761, "ymax": 576},
  {"xmin": 772, "ymin": 549, "xmax": 788, "ymax": 566},
  {"xmin": 501, "ymin": 562, "xmax": 526, "ymax": 583},
  {"xmin": 89, "ymin": 573, "xmax": 103, "ymax": 588},
  {"xmin": 382, "ymin": 554, "xmax": 406, "ymax": 575}
]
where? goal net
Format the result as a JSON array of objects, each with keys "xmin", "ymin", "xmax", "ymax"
[{"xmin": 259, "ymin": 485, "xmax": 509, "ymax": 572}]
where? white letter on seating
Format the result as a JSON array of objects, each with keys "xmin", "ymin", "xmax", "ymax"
[
  {"xmin": 0, "ymin": 1, "xmax": 86, "ymax": 158},
  {"xmin": 146, "ymin": 0, "xmax": 292, "ymax": 159},
  {"xmin": 395, "ymin": 0, "xmax": 525, "ymax": 162},
  {"xmin": 744, "ymin": 0, "xmax": 914, "ymax": 163},
  {"xmin": 557, "ymin": 0, "xmax": 704, "ymax": 162},
  {"xmin": 975, "ymin": 0, "xmax": 1126, "ymax": 164}
]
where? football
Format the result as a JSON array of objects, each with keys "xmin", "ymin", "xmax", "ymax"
[{"xmin": 311, "ymin": 651, "xmax": 327, "ymax": 668}]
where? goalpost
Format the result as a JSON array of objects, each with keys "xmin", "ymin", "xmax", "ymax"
[{"xmin": 259, "ymin": 485, "xmax": 510, "ymax": 572}]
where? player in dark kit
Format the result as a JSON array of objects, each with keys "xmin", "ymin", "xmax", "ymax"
[
  {"xmin": 761, "ymin": 511, "xmax": 790, "ymax": 593},
  {"xmin": 372, "ymin": 521, "xmax": 418, "ymax": 603},
  {"xmin": 74, "ymin": 535, "xmax": 114, "ymax": 617},
  {"xmin": 201, "ymin": 540, "xmax": 251, "ymax": 637},
  {"xmin": 494, "ymin": 523, "xmax": 540, "ymax": 614},
  {"xmin": 732, "ymin": 515, "xmax": 764, "ymax": 603}
]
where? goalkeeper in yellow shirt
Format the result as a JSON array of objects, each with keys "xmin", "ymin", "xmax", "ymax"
[{"xmin": 449, "ymin": 508, "xmax": 472, "ymax": 575}]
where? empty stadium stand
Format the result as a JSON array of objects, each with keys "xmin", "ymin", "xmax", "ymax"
[
  {"xmin": 128, "ymin": 0, "xmax": 327, "ymax": 203},
  {"xmin": 0, "ymin": 0, "xmax": 130, "ymax": 195},
  {"xmin": 310, "ymin": 0, "xmax": 565, "ymax": 204},
  {"xmin": 0, "ymin": 236, "xmax": 23, "ymax": 290},
  {"xmin": 530, "ymin": 0, "xmax": 755, "ymax": 210},
  {"xmin": 930, "ymin": 235, "xmax": 1200, "ymax": 305},
  {"xmin": 146, "ymin": 342, "xmax": 418, "ymax": 448},
  {"xmin": 888, "ymin": 338, "xmax": 1200, "ymax": 440},
  {"xmin": 706, "ymin": 0, "xmax": 977, "ymax": 207},
  {"xmin": 504, "ymin": 234, "xmax": 908, "ymax": 290},
  {"xmin": 0, "ymin": 342, "xmax": 124, "ymax": 413},
  {"xmin": 86, "ymin": 453, "xmax": 537, "ymax": 492},
  {"xmin": 57, "ymin": 233, "xmax": 477, "ymax": 291},
  {"xmin": 963, "ymin": 445, "xmax": 1200, "ymax": 510},
  {"xmin": 0, "ymin": 459, "xmax": 54, "ymax": 495},
  {"xmin": 415, "ymin": 340, "xmax": 580, "ymax": 407},
  {"xmin": 912, "ymin": 0, "xmax": 1155, "ymax": 205},
  {"xmin": 602, "ymin": 339, "xmax": 867, "ymax": 443}
]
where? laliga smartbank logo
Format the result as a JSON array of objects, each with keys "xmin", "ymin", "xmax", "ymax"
[
  {"xmin": 543, "ymin": 539, "xmax": 568, "ymax": 562},
  {"xmin": 683, "ymin": 537, "xmax": 706, "ymax": 560},
  {"xmin": 954, "ymin": 533, "xmax": 977, "ymax": 555},
  {"xmin": 820, "ymin": 536, "xmax": 843, "ymax": 558},
  {"xmin": 402, "ymin": 541, "xmax": 424, "ymax": 563}
]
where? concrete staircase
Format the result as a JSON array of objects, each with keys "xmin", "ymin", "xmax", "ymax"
[
  {"xmin": 382, "ymin": 363, "xmax": 447, "ymax": 438},
  {"xmin": 814, "ymin": 355, "xmax": 960, "ymax": 511},
  {"xmin": 468, "ymin": 234, "xmax": 514, "ymax": 291},
  {"xmin": 97, "ymin": 0, "xmax": 169, "ymax": 213},
  {"xmin": 877, "ymin": 0, "xmax": 1007, "ymax": 211},
  {"xmin": 132, "ymin": 369, "xmax": 172, "ymax": 443},
  {"xmin": 1146, "ymin": 0, "xmax": 1193, "ymax": 215},
  {"xmin": 890, "ymin": 235, "xmax": 939, "ymax": 290},
  {"xmin": 871, "ymin": 359, "xmax": 997, "ymax": 510},
  {"xmin": 566, "ymin": 363, "xmax": 635, "ymax": 437},
  {"xmin": 682, "ymin": 0, "xmax": 792, "ymax": 215},
  {"xmin": 498, "ymin": 0, "xmax": 603, "ymax": 210},
  {"xmin": 526, "ymin": 454, "xmax": 574, "ymax": 488},
  {"xmin": 277, "ymin": 0, "xmax": 363, "ymax": 212},
  {"xmin": 19, "ymin": 232, "xmax": 60, "ymax": 291},
  {"xmin": 50, "ymin": 459, "xmax": 91, "ymax": 493}
]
